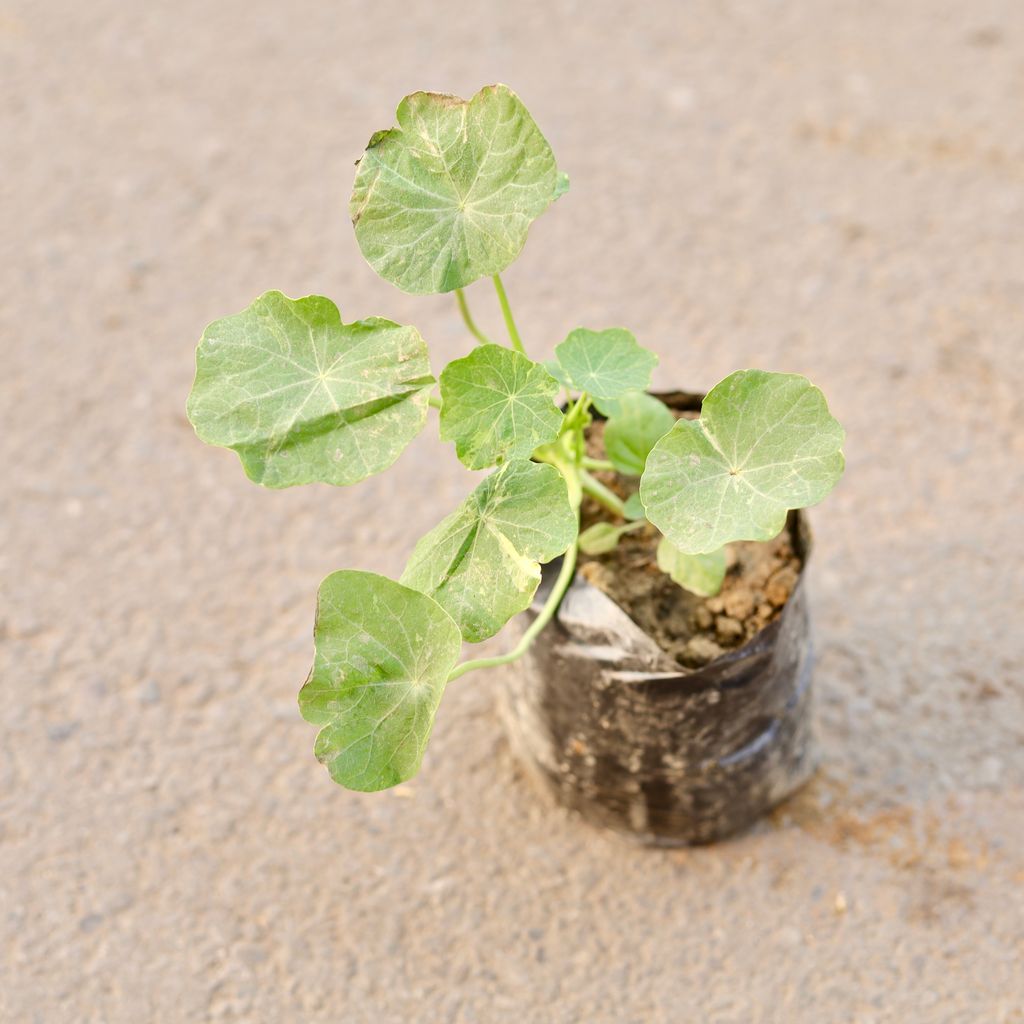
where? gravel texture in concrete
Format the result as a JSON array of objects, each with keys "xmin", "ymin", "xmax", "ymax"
[{"xmin": 3, "ymin": 2, "xmax": 1023, "ymax": 1021}]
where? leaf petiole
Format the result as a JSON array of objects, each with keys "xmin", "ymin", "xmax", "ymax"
[
  {"xmin": 455, "ymin": 288, "xmax": 493, "ymax": 346},
  {"xmin": 446, "ymin": 541, "xmax": 578, "ymax": 682},
  {"xmin": 579, "ymin": 468, "xmax": 626, "ymax": 517},
  {"xmin": 581, "ymin": 457, "xmax": 615, "ymax": 472},
  {"xmin": 428, "ymin": 393, "xmax": 443, "ymax": 410},
  {"xmin": 492, "ymin": 273, "xmax": 526, "ymax": 355},
  {"xmin": 560, "ymin": 392, "xmax": 591, "ymax": 442}
]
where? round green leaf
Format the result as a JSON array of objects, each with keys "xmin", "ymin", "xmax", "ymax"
[
  {"xmin": 439, "ymin": 345, "xmax": 563, "ymax": 469},
  {"xmin": 656, "ymin": 538, "xmax": 726, "ymax": 597},
  {"xmin": 350, "ymin": 84, "xmax": 564, "ymax": 294},
  {"xmin": 186, "ymin": 291, "xmax": 434, "ymax": 488},
  {"xmin": 641, "ymin": 370, "xmax": 845, "ymax": 553},
  {"xmin": 401, "ymin": 461, "xmax": 577, "ymax": 642},
  {"xmin": 298, "ymin": 571, "xmax": 462, "ymax": 792},
  {"xmin": 604, "ymin": 392, "xmax": 676, "ymax": 476},
  {"xmin": 553, "ymin": 328, "xmax": 658, "ymax": 400}
]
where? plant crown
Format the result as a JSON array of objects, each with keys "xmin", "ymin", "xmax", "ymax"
[{"xmin": 187, "ymin": 84, "xmax": 845, "ymax": 792}]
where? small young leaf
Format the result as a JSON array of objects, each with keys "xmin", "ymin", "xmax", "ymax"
[
  {"xmin": 439, "ymin": 345, "xmax": 563, "ymax": 469},
  {"xmin": 578, "ymin": 521, "xmax": 637, "ymax": 555},
  {"xmin": 298, "ymin": 571, "xmax": 462, "ymax": 792},
  {"xmin": 350, "ymin": 84, "xmax": 564, "ymax": 294},
  {"xmin": 186, "ymin": 291, "xmax": 433, "ymax": 488},
  {"xmin": 401, "ymin": 461, "xmax": 577, "ymax": 642},
  {"xmin": 553, "ymin": 328, "xmax": 658, "ymax": 400},
  {"xmin": 604, "ymin": 392, "xmax": 676, "ymax": 476},
  {"xmin": 641, "ymin": 370, "xmax": 845, "ymax": 553},
  {"xmin": 656, "ymin": 538, "xmax": 727, "ymax": 597},
  {"xmin": 622, "ymin": 492, "xmax": 646, "ymax": 520}
]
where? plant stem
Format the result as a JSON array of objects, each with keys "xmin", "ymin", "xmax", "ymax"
[
  {"xmin": 427, "ymin": 394, "xmax": 443, "ymax": 410},
  {"xmin": 447, "ymin": 542, "xmax": 578, "ymax": 683},
  {"xmin": 559, "ymin": 392, "xmax": 591, "ymax": 454},
  {"xmin": 455, "ymin": 288, "xmax": 492, "ymax": 346},
  {"xmin": 579, "ymin": 469, "xmax": 626, "ymax": 517},
  {"xmin": 618, "ymin": 519, "xmax": 646, "ymax": 536},
  {"xmin": 564, "ymin": 391, "xmax": 588, "ymax": 426},
  {"xmin": 581, "ymin": 457, "xmax": 615, "ymax": 472},
  {"xmin": 491, "ymin": 273, "xmax": 526, "ymax": 354}
]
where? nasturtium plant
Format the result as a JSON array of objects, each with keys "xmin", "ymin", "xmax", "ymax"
[{"xmin": 186, "ymin": 84, "xmax": 846, "ymax": 793}]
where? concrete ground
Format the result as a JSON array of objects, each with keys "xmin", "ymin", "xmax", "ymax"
[{"xmin": 3, "ymin": 1, "xmax": 1023, "ymax": 1021}]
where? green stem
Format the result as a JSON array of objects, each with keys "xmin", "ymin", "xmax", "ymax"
[
  {"xmin": 491, "ymin": 273, "xmax": 526, "ymax": 354},
  {"xmin": 581, "ymin": 457, "xmax": 615, "ymax": 472},
  {"xmin": 579, "ymin": 469, "xmax": 625, "ymax": 517},
  {"xmin": 455, "ymin": 288, "xmax": 492, "ymax": 346},
  {"xmin": 564, "ymin": 392, "xmax": 588, "ymax": 426},
  {"xmin": 559, "ymin": 392, "xmax": 591, "ymax": 454},
  {"xmin": 427, "ymin": 394, "xmax": 443, "ymax": 410},
  {"xmin": 447, "ymin": 542, "xmax": 578, "ymax": 683}
]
